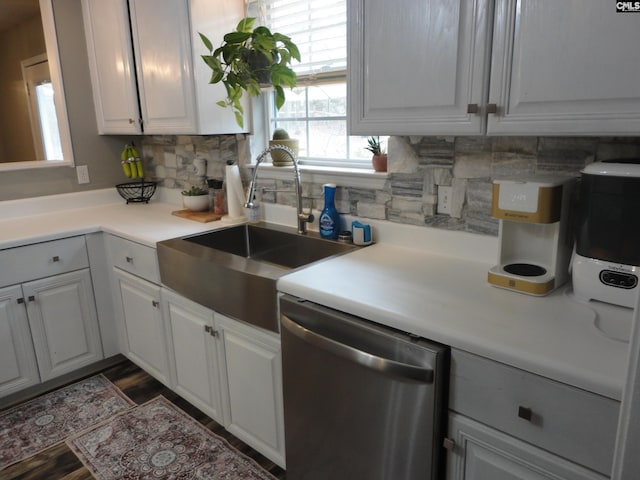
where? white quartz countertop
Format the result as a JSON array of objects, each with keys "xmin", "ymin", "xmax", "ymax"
[
  {"xmin": 0, "ymin": 189, "xmax": 238, "ymax": 248},
  {"xmin": 0, "ymin": 189, "xmax": 632, "ymax": 401},
  {"xmin": 278, "ymin": 242, "xmax": 632, "ymax": 401}
]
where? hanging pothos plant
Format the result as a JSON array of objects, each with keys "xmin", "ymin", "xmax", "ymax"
[{"xmin": 199, "ymin": 17, "xmax": 300, "ymax": 128}]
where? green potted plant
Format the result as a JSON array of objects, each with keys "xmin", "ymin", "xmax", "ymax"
[
  {"xmin": 365, "ymin": 136, "xmax": 387, "ymax": 172},
  {"xmin": 269, "ymin": 128, "xmax": 298, "ymax": 166},
  {"xmin": 199, "ymin": 17, "xmax": 300, "ymax": 128},
  {"xmin": 181, "ymin": 185, "xmax": 209, "ymax": 212}
]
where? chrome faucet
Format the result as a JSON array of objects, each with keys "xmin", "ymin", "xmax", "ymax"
[{"xmin": 245, "ymin": 145, "xmax": 314, "ymax": 234}]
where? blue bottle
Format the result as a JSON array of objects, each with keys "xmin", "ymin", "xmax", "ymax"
[{"xmin": 319, "ymin": 183, "xmax": 340, "ymax": 240}]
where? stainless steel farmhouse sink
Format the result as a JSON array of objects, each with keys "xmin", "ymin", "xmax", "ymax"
[{"xmin": 157, "ymin": 222, "xmax": 356, "ymax": 332}]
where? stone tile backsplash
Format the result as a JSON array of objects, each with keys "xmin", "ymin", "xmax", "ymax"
[{"xmin": 141, "ymin": 135, "xmax": 640, "ymax": 237}]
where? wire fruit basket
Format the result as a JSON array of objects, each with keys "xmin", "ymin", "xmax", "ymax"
[{"xmin": 116, "ymin": 181, "xmax": 157, "ymax": 204}]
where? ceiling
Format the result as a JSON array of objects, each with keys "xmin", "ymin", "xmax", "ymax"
[{"xmin": 0, "ymin": 0, "xmax": 40, "ymax": 33}]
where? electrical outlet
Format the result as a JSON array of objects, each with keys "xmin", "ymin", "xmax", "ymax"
[
  {"xmin": 437, "ymin": 185, "xmax": 452, "ymax": 215},
  {"xmin": 76, "ymin": 165, "xmax": 90, "ymax": 184}
]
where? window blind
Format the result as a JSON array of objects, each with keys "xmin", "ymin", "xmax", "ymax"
[{"xmin": 250, "ymin": 0, "xmax": 347, "ymax": 81}]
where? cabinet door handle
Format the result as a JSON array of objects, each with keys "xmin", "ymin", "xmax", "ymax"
[
  {"xmin": 152, "ymin": 300, "xmax": 159, "ymax": 308},
  {"xmin": 443, "ymin": 437, "xmax": 456, "ymax": 450},
  {"xmin": 52, "ymin": 255, "xmax": 60, "ymax": 262},
  {"xmin": 486, "ymin": 103, "xmax": 498, "ymax": 114},
  {"xmin": 518, "ymin": 405, "xmax": 533, "ymax": 421},
  {"xmin": 129, "ymin": 118, "xmax": 135, "ymax": 124},
  {"xmin": 126, "ymin": 256, "xmax": 134, "ymax": 263},
  {"xmin": 204, "ymin": 325, "xmax": 219, "ymax": 337},
  {"xmin": 17, "ymin": 297, "xmax": 25, "ymax": 304},
  {"xmin": 467, "ymin": 103, "xmax": 479, "ymax": 114},
  {"xmin": 28, "ymin": 295, "xmax": 36, "ymax": 302}
]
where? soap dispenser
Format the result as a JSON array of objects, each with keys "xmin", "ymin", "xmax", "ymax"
[{"xmin": 319, "ymin": 183, "xmax": 340, "ymax": 239}]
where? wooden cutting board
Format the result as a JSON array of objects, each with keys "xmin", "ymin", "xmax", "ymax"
[{"xmin": 171, "ymin": 209, "xmax": 222, "ymax": 223}]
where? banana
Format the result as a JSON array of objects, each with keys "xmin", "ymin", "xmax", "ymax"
[
  {"xmin": 120, "ymin": 144, "xmax": 132, "ymax": 178},
  {"xmin": 134, "ymin": 159, "xmax": 144, "ymax": 178},
  {"xmin": 118, "ymin": 144, "xmax": 143, "ymax": 179},
  {"xmin": 121, "ymin": 160, "xmax": 132, "ymax": 178}
]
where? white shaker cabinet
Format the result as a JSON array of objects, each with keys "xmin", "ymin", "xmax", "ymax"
[
  {"xmin": 162, "ymin": 288, "xmax": 225, "ymax": 425},
  {"xmin": 348, "ymin": 0, "xmax": 493, "ymax": 136},
  {"xmin": 82, "ymin": 0, "xmax": 248, "ymax": 135},
  {"xmin": 447, "ymin": 414, "xmax": 607, "ymax": 480},
  {"xmin": 0, "ymin": 236, "xmax": 103, "ymax": 397},
  {"xmin": 216, "ymin": 312, "xmax": 286, "ymax": 469},
  {"xmin": 349, "ymin": 0, "xmax": 640, "ymax": 136},
  {"xmin": 24, "ymin": 270, "xmax": 103, "ymax": 382},
  {"xmin": 0, "ymin": 286, "xmax": 40, "ymax": 397},
  {"xmin": 112, "ymin": 268, "xmax": 170, "ymax": 386},
  {"xmin": 487, "ymin": 0, "xmax": 640, "ymax": 135},
  {"xmin": 447, "ymin": 350, "xmax": 619, "ymax": 479}
]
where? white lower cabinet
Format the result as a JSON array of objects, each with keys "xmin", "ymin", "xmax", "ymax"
[
  {"xmin": 216, "ymin": 313, "xmax": 286, "ymax": 469},
  {"xmin": 447, "ymin": 414, "xmax": 607, "ymax": 480},
  {"xmin": 447, "ymin": 349, "xmax": 618, "ymax": 479},
  {"xmin": 24, "ymin": 269, "xmax": 103, "ymax": 382},
  {"xmin": 162, "ymin": 288, "xmax": 225, "ymax": 424},
  {"xmin": 113, "ymin": 268, "xmax": 170, "ymax": 386},
  {"xmin": 0, "ymin": 235, "xmax": 103, "ymax": 398},
  {"xmin": 0, "ymin": 285, "xmax": 40, "ymax": 396},
  {"xmin": 106, "ymin": 234, "xmax": 285, "ymax": 468}
]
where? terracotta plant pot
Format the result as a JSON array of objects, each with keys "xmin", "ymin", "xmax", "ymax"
[
  {"xmin": 372, "ymin": 154, "xmax": 387, "ymax": 172},
  {"xmin": 182, "ymin": 194, "xmax": 209, "ymax": 212},
  {"xmin": 269, "ymin": 139, "xmax": 299, "ymax": 166}
]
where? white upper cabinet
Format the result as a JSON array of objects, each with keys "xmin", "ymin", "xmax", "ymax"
[
  {"xmin": 488, "ymin": 0, "xmax": 640, "ymax": 135},
  {"xmin": 349, "ymin": 0, "xmax": 640, "ymax": 136},
  {"xmin": 81, "ymin": 0, "xmax": 140, "ymax": 134},
  {"xmin": 82, "ymin": 0, "xmax": 248, "ymax": 135},
  {"xmin": 348, "ymin": 0, "xmax": 493, "ymax": 136}
]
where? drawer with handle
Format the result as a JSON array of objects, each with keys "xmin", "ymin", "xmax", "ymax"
[
  {"xmin": 107, "ymin": 234, "xmax": 160, "ymax": 283},
  {"xmin": 0, "ymin": 236, "xmax": 89, "ymax": 288},
  {"xmin": 448, "ymin": 349, "xmax": 620, "ymax": 475}
]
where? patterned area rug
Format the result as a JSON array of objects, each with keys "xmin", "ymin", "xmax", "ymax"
[
  {"xmin": 0, "ymin": 374, "xmax": 134, "ymax": 470},
  {"xmin": 67, "ymin": 396, "xmax": 276, "ymax": 480}
]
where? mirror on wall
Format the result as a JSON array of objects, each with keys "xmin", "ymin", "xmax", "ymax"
[{"xmin": 0, "ymin": 0, "xmax": 73, "ymax": 171}]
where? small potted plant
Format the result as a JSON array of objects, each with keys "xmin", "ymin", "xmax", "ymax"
[
  {"xmin": 181, "ymin": 185, "xmax": 209, "ymax": 212},
  {"xmin": 199, "ymin": 17, "xmax": 300, "ymax": 128},
  {"xmin": 365, "ymin": 136, "xmax": 387, "ymax": 172},
  {"xmin": 269, "ymin": 128, "xmax": 298, "ymax": 166}
]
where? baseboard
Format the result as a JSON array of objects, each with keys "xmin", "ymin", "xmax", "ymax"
[{"xmin": 0, "ymin": 354, "xmax": 127, "ymax": 411}]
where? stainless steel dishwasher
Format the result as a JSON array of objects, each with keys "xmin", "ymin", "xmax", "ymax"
[{"xmin": 280, "ymin": 294, "xmax": 449, "ymax": 480}]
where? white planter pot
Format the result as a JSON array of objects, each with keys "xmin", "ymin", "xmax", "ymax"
[{"xmin": 182, "ymin": 194, "xmax": 209, "ymax": 212}]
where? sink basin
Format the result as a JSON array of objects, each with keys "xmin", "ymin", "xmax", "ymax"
[{"xmin": 157, "ymin": 223, "xmax": 356, "ymax": 332}]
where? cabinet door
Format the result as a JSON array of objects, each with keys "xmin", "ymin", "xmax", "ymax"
[
  {"xmin": 488, "ymin": 0, "xmax": 640, "ymax": 135},
  {"xmin": 348, "ymin": 0, "xmax": 493, "ymax": 135},
  {"xmin": 447, "ymin": 414, "xmax": 607, "ymax": 480},
  {"xmin": 81, "ymin": 0, "xmax": 141, "ymax": 134},
  {"xmin": 216, "ymin": 313, "xmax": 286, "ymax": 468},
  {"xmin": 113, "ymin": 268, "xmax": 169, "ymax": 386},
  {"xmin": 162, "ymin": 288, "xmax": 224, "ymax": 424},
  {"xmin": 24, "ymin": 270, "xmax": 103, "ymax": 382},
  {"xmin": 129, "ymin": 0, "xmax": 197, "ymax": 134},
  {"xmin": 0, "ymin": 285, "xmax": 39, "ymax": 397}
]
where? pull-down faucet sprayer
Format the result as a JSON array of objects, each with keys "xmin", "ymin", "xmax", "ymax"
[{"xmin": 244, "ymin": 145, "xmax": 314, "ymax": 234}]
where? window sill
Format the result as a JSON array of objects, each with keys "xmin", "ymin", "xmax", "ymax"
[{"xmin": 246, "ymin": 163, "xmax": 388, "ymax": 189}]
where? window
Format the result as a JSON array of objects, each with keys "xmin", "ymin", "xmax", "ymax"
[{"xmin": 252, "ymin": 0, "xmax": 379, "ymax": 169}]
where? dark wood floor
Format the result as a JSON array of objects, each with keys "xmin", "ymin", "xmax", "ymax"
[{"xmin": 1, "ymin": 359, "xmax": 286, "ymax": 480}]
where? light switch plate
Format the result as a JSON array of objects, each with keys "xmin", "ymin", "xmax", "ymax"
[
  {"xmin": 437, "ymin": 185, "xmax": 452, "ymax": 215},
  {"xmin": 76, "ymin": 165, "xmax": 90, "ymax": 184}
]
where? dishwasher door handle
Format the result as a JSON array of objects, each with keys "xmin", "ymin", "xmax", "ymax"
[{"xmin": 281, "ymin": 314, "xmax": 434, "ymax": 383}]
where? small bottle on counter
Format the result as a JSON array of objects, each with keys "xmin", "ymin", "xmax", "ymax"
[
  {"xmin": 208, "ymin": 178, "xmax": 226, "ymax": 215},
  {"xmin": 319, "ymin": 183, "xmax": 341, "ymax": 240}
]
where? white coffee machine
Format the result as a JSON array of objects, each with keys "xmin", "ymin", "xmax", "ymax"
[
  {"xmin": 572, "ymin": 160, "xmax": 640, "ymax": 308},
  {"xmin": 488, "ymin": 176, "xmax": 575, "ymax": 296}
]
